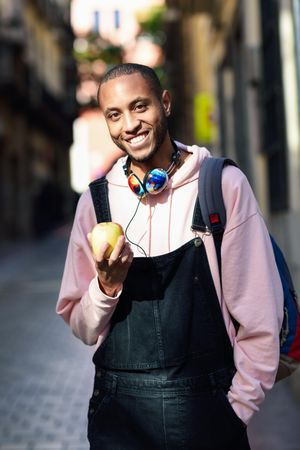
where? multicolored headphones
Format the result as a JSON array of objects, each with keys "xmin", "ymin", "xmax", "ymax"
[{"xmin": 123, "ymin": 145, "xmax": 181, "ymax": 198}]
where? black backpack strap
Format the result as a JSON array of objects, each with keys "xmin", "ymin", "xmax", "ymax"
[
  {"xmin": 198, "ymin": 157, "xmax": 238, "ymax": 273},
  {"xmin": 89, "ymin": 177, "xmax": 112, "ymax": 223},
  {"xmin": 191, "ymin": 200, "xmax": 207, "ymax": 232}
]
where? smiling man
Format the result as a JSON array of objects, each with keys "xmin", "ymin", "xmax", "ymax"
[
  {"xmin": 100, "ymin": 70, "xmax": 169, "ymax": 161},
  {"xmin": 57, "ymin": 63, "xmax": 283, "ymax": 449},
  {"xmin": 98, "ymin": 65, "xmax": 178, "ymax": 184}
]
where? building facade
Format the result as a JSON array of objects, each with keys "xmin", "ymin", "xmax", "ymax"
[
  {"xmin": 0, "ymin": 0, "xmax": 77, "ymax": 240},
  {"xmin": 165, "ymin": 0, "xmax": 300, "ymax": 295}
]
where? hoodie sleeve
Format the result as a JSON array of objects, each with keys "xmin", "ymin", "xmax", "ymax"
[
  {"xmin": 220, "ymin": 165, "xmax": 283, "ymax": 425},
  {"xmin": 56, "ymin": 190, "xmax": 121, "ymax": 345}
]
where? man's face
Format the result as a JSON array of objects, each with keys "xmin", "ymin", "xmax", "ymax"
[{"xmin": 98, "ymin": 73, "xmax": 171, "ymax": 163}]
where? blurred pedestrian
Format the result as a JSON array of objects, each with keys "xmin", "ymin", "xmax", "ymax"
[{"xmin": 57, "ymin": 63, "xmax": 283, "ymax": 449}]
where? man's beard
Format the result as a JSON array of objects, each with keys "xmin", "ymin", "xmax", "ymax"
[{"xmin": 112, "ymin": 113, "xmax": 168, "ymax": 163}]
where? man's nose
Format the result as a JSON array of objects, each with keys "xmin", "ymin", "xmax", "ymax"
[{"xmin": 123, "ymin": 113, "xmax": 140, "ymax": 133}]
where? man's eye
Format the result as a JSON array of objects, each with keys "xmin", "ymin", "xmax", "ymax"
[
  {"xmin": 108, "ymin": 112, "xmax": 120, "ymax": 120},
  {"xmin": 135, "ymin": 103, "xmax": 147, "ymax": 111}
]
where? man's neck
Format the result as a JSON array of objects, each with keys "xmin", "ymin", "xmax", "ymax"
[{"xmin": 129, "ymin": 139, "xmax": 175, "ymax": 180}]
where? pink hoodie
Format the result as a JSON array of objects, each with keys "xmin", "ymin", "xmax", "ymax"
[{"xmin": 57, "ymin": 143, "xmax": 283, "ymax": 425}]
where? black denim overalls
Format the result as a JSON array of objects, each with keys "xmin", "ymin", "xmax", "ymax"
[{"xmin": 88, "ymin": 179, "xmax": 250, "ymax": 450}]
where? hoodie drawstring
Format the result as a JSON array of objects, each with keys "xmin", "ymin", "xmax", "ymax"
[{"xmin": 167, "ymin": 190, "xmax": 173, "ymax": 253}]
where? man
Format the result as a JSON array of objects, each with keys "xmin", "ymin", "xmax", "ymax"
[{"xmin": 57, "ymin": 63, "xmax": 283, "ymax": 449}]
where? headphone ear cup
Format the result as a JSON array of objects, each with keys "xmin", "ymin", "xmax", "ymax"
[
  {"xmin": 144, "ymin": 168, "xmax": 169, "ymax": 195},
  {"xmin": 127, "ymin": 168, "xmax": 169, "ymax": 198},
  {"xmin": 127, "ymin": 173, "xmax": 147, "ymax": 198}
]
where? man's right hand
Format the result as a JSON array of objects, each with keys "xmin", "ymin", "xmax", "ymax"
[{"xmin": 88, "ymin": 234, "xmax": 134, "ymax": 297}]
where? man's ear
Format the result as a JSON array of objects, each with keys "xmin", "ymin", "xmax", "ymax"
[{"xmin": 161, "ymin": 90, "xmax": 171, "ymax": 117}]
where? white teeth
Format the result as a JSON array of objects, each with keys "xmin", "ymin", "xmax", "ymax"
[{"xmin": 129, "ymin": 133, "xmax": 147, "ymax": 144}]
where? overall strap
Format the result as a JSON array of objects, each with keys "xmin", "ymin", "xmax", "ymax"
[
  {"xmin": 198, "ymin": 157, "xmax": 238, "ymax": 273},
  {"xmin": 89, "ymin": 177, "xmax": 112, "ymax": 223}
]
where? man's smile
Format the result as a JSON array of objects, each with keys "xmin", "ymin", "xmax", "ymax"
[{"xmin": 125, "ymin": 131, "xmax": 150, "ymax": 148}]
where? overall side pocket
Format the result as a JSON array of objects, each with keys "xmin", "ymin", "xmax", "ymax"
[
  {"xmin": 218, "ymin": 389, "xmax": 246, "ymax": 430},
  {"xmin": 87, "ymin": 386, "xmax": 113, "ymax": 434}
]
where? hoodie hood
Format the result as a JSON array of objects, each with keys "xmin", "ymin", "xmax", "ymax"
[{"xmin": 106, "ymin": 142, "xmax": 211, "ymax": 190}]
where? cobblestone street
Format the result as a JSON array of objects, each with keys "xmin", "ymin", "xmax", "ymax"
[
  {"xmin": 0, "ymin": 227, "xmax": 300, "ymax": 449},
  {"xmin": 0, "ymin": 228, "xmax": 94, "ymax": 450}
]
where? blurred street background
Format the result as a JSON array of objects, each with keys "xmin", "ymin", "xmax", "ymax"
[{"xmin": 1, "ymin": 0, "xmax": 300, "ymax": 448}]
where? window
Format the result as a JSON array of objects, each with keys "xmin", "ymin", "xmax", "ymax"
[
  {"xmin": 260, "ymin": 0, "xmax": 288, "ymax": 211},
  {"xmin": 93, "ymin": 11, "xmax": 100, "ymax": 33},
  {"xmin": 114, "ymin": 10, "xmax": 120, "ymax": 29}
]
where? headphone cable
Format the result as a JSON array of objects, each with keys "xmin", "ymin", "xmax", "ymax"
[{"xmin": 125, "ymin": 197, "xmax": 148, "ymax": 257}]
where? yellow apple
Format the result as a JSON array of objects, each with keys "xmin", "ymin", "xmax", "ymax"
[{"xmin": 90, "ymin": 222, "xmax": 124, "ymax": 259}]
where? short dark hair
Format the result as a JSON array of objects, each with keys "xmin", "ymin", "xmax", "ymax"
[{"xmin": 97, "ymin": 63, "xmax": 163, "ymax": 104}]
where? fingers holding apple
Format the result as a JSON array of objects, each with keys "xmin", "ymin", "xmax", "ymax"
[{"xmin": 110, "ymin": 240, "xmax": 134, "ymax": 269}]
